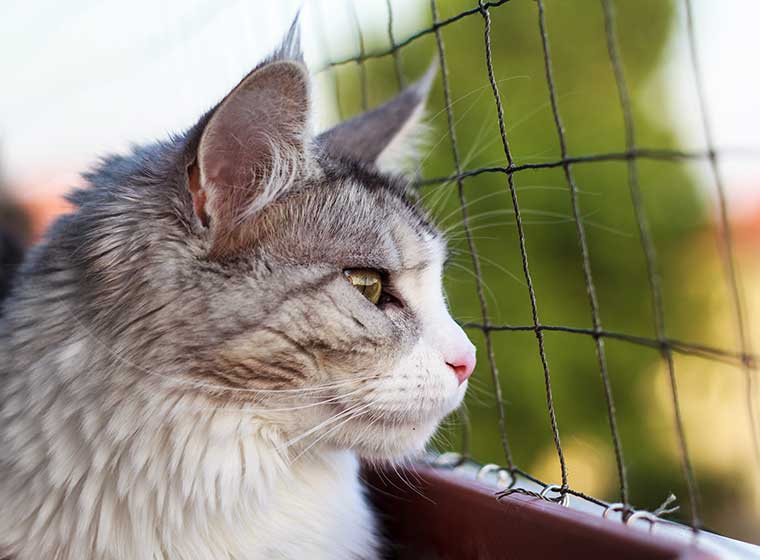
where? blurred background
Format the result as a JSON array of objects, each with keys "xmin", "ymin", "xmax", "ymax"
[{"xmin": 2, "ymin": 0, "xmax": 758, "ymax": 544}]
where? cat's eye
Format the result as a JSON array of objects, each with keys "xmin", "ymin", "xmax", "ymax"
[{"xmin": 343, "ymin": 269, "xmax": 383, "ymax": 305}]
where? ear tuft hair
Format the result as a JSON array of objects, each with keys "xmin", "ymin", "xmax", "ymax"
[{"xmin": 268, "ymin": 10, "xmax": 304, "ymax": 63}]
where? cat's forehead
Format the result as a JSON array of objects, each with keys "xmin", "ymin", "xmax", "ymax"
[{"xmin": 255, "ymin": 169, "xmax": 444, "ymax": 273}]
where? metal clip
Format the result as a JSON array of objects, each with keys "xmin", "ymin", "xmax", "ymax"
[
  {"xmin": 476, "ymin": 463, "xmax": 513, "ymax": 489},
  {"xmin": 539, "ymin": 484, "xmax": 570, "ymax": 507},
  {"xmin": 432, "ymin": 452, "xmax": 463, "ymax": 468},
  {"xmin": 626, "ymin": 510, "xmax": 659, "ymax": 533},
  {"xmin": 602, "ymin": 502, "xmax": 626, "ymax": 520}
]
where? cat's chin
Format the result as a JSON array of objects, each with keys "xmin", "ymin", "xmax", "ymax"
[
  {"xmin": 339, "ymin": 415, "xmax": 443, "ymax": 462},
  {"xmin": 345, "ymin": 384, "xmax": 468, "ymax": 461}
]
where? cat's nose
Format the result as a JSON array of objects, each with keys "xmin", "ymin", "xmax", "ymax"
[
  {"xmin": 446, "ymin": 348, "xmax": 476, "ymax": 385},
  {"xmin": 432, "ymin": 311, "xmax": 477, "ymax": 385}
]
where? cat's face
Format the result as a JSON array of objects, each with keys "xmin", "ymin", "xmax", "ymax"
[
  {"xmin": 71, "ymin": 28, "xmax": 475, "ymax": 462},
  {"xmin": 208, "ymin": 174, "xmax": 475, "ymax": 461},
  {"xmin": 175, "ymin": 34, "xmax": 476, "ymax": 461}
]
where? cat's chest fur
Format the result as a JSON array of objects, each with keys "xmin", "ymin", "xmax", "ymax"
[{"xmin": 0, "ymin": 367, "xmax": 379, "ymax": 560}]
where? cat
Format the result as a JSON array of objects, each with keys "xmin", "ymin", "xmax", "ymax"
[{"xmin": 0, "ymin": 19, "xmax": 476, "ymax": 560}]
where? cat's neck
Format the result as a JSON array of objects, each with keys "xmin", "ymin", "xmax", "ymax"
[{"xmin": 0, "ymin": 339, "xmax": 378, "ymax": 560}]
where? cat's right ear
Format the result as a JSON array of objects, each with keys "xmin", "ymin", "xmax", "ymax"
[{"xmin": 185, "ymin": 20, "xmax": 310, "ymax": 258}]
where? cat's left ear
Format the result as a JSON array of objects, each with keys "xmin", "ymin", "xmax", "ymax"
[
  {"xmin": 317, "ymin": 64, "xmax": 436, "ymax": 175},
  {"xmin": 186, "ymin": 18, "xmax": 310, "ymax": 257}
]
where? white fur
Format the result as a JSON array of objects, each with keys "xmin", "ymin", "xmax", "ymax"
[
  {"xmin": 0, "ymin": 365, "xmax": 379, "ymax": 559},
  {"xmin": 375, "ymin": 103, "xmax": 431, "ymax": 175},
  {"xmin": 322, "ymin": 240, "xmax": 474, "ymax": 461}
]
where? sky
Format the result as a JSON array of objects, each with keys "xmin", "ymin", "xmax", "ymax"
[
  {"xmin": 0, "ymin": 0, "xmax": 422, "ymax": 196},
  {"xmin": 661, "ymin": 1, "xmax": 760, "ymax": 213},
  {"xmin": 1, "ymin": 0, "xmax": 758, "ymax": 212}
]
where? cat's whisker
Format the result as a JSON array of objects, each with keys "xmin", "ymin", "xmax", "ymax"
[
  {"xmin": 441, "ymin": 208, "xmax": 523, "ymax": 236},
  {"xmin": 461, "ymin": 380, "xmax": 493, "ymax": 404},
  {"xmin": 514, "ymin": 184, "xmax": 601, "ymax": 196},
  {"xmin": 446, "ymin": 248, "xmax": 526, "ymax": 288},
  {"xmin": 442, "ymin": 205, "xmax": 596, "ymax": 236},
  {"xmin": 423, "ymin": 75, "xmax": 529, "ymax": 129},
  {"xmin": 452, "ymin": 120, "xmax": 503, "ymax": 181},
  {"xmin": 444, "ymin": 211, "xmax": 611, "ymax": 238},
  {"xmin": 287, "ymin": 402, "xmax": 376, "ymax": 463},
  {"xmin": 361, "ymin": 409, "xmax": 387, "ymax": 443},
  {"xmin": 438, "ymin": 182, "xmax": 605, "ymax": 235},
  {"xmin": 417, "ymin": 106, "xmax": 496, "ymax": 220},
  {"xmin": 446, "ymin": 259, "xmax": 515, "ymax": 299},
  {"xmin": 436, "ymin": 190, "xmax": 507, "ymax": 227},
  {"xmin": 175, "ymin": 385, "xmax": 372, "ymax": 415},
  {"xmin": 411, "ymin": 74, "xmax": 531, "ymax": 186},
  {"xmin": 280, "ymin": 400, "xmax": 374, "ymax": 452},
  {"xmin": 425, "ymin": 179, "xmax": 457, "ymax": 220},
  {"xmin": 432, "ymin": 419, "xmax": 455, "ymax": 442},
  {"xmin": 420, "ymin": 126, "xmax": 493, "ymax": 219},
  {"xmin": 289, "ymin": 411, "xmax": 369, "ymax": 464},
  {"xmin": 417, "ymin": 97, "xmax": 563, "ymax": 209},
  {"xmin": 388, "ymin": 456, "xmax": 430, "ymax": 502},
  {"xmin": 409, "ymin": 94, "xmax": 484, "ymax": 184},
  {"xmin": 503, "ymin": 89, "xmax": 581, "ymax": 138},
  {"xmin": 445, "ymin": 235, "xmax": 499, "ymax": 243},
  {"xmin": 410, "ymin": 77, "xmax": 527, "ymax": 185},
  {"xmin": 400, "ymin": 456, "xmax": 427, "ymax": 488}
]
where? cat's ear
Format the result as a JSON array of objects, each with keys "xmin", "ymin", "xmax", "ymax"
[
  {"xmin": 317, "ymin": 64, "xmax": 436, "ymax": 175},
  {"xmin": 187, "ymin": 18, "xmax": 310, "ymax": 257}
]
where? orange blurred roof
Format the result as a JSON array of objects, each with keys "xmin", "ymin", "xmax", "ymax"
[{"xmin": 10, "ymin": 176, "xmax": 760, "ymax": 250}]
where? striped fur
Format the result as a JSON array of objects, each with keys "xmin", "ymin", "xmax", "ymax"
[{"xmin": 0, "ymin": 21, "xmax": 475, "ymax": 560}]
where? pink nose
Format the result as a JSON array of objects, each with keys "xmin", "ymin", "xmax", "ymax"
[{"xmin": 447, "ymin": 349, "xmax": 476, "ymax": 385}]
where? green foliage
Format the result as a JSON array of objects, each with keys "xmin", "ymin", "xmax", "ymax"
[{"xmin": 333, "ymin": 0, "xmax": 716, "ymax": 525}]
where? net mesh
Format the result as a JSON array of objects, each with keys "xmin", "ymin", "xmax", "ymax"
[{"xmin": 324, "ymin": 0, "xmax": 757, "ymax": 532}]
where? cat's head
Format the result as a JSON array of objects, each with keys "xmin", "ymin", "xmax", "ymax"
[{"xmin": 72, "ymin": 22, "xmax": 475, "ymax": 462}]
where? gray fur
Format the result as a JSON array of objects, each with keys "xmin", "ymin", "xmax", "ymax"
[
  {"xmin": 1, "ymin": 93, "xmax": 438, "ymax": 401},
  {"xmin": 0, "ymin": 22, "xmax": 461, "ymax": 560}
]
